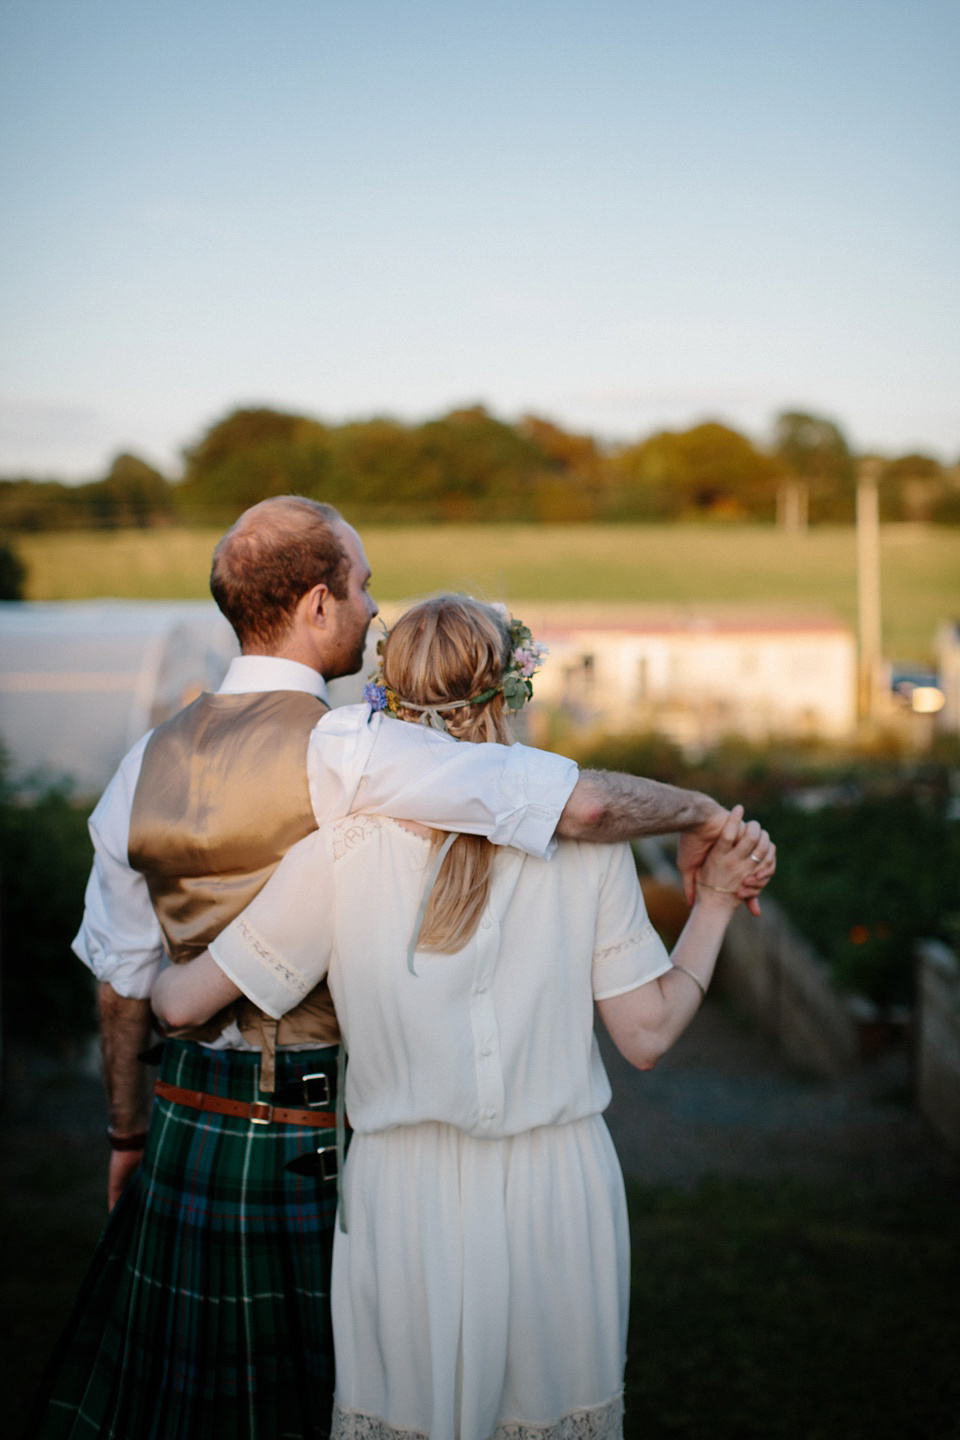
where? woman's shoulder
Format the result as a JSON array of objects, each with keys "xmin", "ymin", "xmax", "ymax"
[
  {"xmin": 505, "ymin": 838, "xmax": 635, "ymax": 909},
  {"xmin": 552, "ymin": 835, "xmax": 636, "ymax": 876},
  {"xmin": 326, "ymin": 812, "xmax": 436, "ymax": 862}
]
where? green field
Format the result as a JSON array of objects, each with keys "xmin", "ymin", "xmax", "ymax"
[{"xmin": 18, "ymin": 523, "xmax": 960, "ymax": 664}]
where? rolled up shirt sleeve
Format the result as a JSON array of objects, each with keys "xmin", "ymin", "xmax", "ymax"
[
  {"xmin": 71, "ymin": 736, "xmax": 167, "ymax": 999},
  {"xmin": 308, "ymin": 705, "xmax": 578, "ymax": 860}
]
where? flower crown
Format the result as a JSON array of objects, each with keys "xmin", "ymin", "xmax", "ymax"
[{"xmin": 363, "ymin": 614, "xmax": 548, "ymax": 731}]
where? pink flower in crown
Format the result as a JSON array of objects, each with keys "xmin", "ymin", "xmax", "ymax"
[{"xmin": 512, "ymin": 641, "xmax": 548, "ymax": 678}]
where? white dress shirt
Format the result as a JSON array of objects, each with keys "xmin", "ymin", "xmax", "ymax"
[{"xmin": 73, "ymin": 655, "xmax": 579, "ymax": 1000}]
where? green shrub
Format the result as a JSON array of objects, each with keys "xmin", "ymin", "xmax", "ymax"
[
  {"xmin": 570, "ymin": 732, "xmax": 960, "ymax": 1008},
  {"xmin": 0, "ymin": 535, "xmax": 26, "ymax": 599},
  {"xmin": 0, "ymin": 767, "xmax": 96, "ymax": 1050},
  {"xmin": 753, "ymin": 795, "xmax": 960, "ymax": 1007}
]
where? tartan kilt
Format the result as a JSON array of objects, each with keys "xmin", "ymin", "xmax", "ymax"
[{"xmin": 26, "ymin": 1039, "xmax": 340, "ymax": 1440}]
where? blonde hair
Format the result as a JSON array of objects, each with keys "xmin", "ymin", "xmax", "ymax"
[{"xmin": 382, "ymin": 596, "xmax": 513, "ymax": 953}]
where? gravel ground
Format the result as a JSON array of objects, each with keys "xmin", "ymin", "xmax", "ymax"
[{"xmin": 600, "ymin": 997, "xmax": 958, "ymax": 1191}]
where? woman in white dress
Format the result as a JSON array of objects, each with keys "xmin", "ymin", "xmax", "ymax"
[{"xmin": 152, "ymin": 596, "xmax": 773, "ymax": 1440}]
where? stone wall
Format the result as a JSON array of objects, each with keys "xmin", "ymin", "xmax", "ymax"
[
  {"xmin": 915, "ymin": 940, "xmax": 960, "ymax": 1152},
  {"xmin": 716, "ymin": 898, "xmax": 861, "ymax": 1079},
  {"xmin": 634, "ymin": 843, "xmax": 960, "ymax": 1142},
  {"xmin": 632, "ymin": 838, "xmax": 861, "ymax": 1079}
]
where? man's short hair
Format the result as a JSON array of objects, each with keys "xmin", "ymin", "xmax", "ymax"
[{"xmin": 210, "ymin": 496, "xmax": 350, "ymax": 650}]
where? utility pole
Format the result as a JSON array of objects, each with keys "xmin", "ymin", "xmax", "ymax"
[
  {"xmin": 776, "ymin": 479, "xmax": 808, "ymax": 533},
  {"xmin": 856, "ymin": 457, "xmax": 883, "ymax": 723}
]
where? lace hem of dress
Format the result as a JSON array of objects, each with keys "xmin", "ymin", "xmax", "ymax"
[
  {"xmin": 330, "ymin": 1393, "xmax": 623, "ymax": 1440},
  {"xmin": 593, "ymin": 919, "xmax": 655, "ymax": 963}
]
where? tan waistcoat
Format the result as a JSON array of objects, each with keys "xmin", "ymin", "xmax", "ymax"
[{"xmin": 128, "ymin": 690, "xmax": 338, "ymax": 1091}]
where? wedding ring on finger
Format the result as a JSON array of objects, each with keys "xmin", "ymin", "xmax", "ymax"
[{"xmin": 749, "ymin": 851, "xmax": 762, "ymax": 863}]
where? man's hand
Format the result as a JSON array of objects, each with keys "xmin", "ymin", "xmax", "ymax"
[
  {"xmin": 678, "ymin": 806, "xmax": 776, "ymax": 917},
  {"xmin": 676, "ymin": 804, "xmax": 729, "ymax": 906},
  {"xmin": 108, "ymin": 1148, "xmax": 144, "ymax": 1211}
]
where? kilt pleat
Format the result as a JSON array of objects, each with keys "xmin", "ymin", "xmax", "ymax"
[{"xmin": 26, "ymin": 1040, "xmax": 339, "ymax": 1440}]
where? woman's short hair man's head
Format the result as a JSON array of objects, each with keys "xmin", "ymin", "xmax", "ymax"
[{"xmin": 210, "ymin": 496, "xmax": 350, "ymax": 650}]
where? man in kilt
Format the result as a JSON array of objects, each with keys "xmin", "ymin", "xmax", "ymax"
[{"xmin": 28, "ymin": 496, "xmax": 741, "ymax": 1440}]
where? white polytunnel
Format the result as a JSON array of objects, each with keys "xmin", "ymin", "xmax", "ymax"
[
  {"xmin": 0, "ymin": 600, "xmax": 381, "ymax": 798},
  {"xmin": 0, "ymin": 601, "xmax": 239, "ymax": 796}
]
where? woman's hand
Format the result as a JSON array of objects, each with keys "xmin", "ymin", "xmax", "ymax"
[
  {"xmin": 599, "ymin": 808, "xmax": 775, "ymax": 1072},
  {"xmin": 696, "ymin": 805, "xmax": 775, "ymax": 911}
]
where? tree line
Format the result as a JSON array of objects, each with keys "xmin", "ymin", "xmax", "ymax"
[{"xmin": 1, "ymin": 405, "xmax": 958, "ymax": 534}]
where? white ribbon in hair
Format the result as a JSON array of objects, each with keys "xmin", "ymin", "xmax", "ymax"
[
  {"xmin": 394, "ymin": 696, "xmax": 481, "ymax": 733},
  {"xmin": 406, "ymin": 831, "xmax": 458, "ymax": 975},
  {"xmin": 418, "ymin": 708, "xmax": 449, "ymax": 732}
]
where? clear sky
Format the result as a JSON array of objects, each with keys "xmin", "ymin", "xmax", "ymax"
[{"xmin": 1, "ymin": 0, "xmax": 957, "ymax": 478}]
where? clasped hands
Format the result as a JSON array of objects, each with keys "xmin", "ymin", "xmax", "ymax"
[{"xmin": 677, "ymin": 804, "xmax": 776, "ymax": 917}]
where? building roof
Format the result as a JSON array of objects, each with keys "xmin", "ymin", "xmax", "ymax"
[{"xmin": 515, "ymin": 604, "xmax": 852, "ymax": 640}]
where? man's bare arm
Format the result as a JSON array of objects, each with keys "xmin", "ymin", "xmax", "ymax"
[
  {"xmin": 98, "ymin": 982, "xmax": 153, "ymax": 1210},
  {"xmin": 556, "ymin": 769, "xmax": 726, "ymax": 844},
  {"xmin": 556, "ymin": 769, "xmax": 774, "ymax": 918}
]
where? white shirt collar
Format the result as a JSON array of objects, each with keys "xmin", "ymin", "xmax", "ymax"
[{"xmin": 217, "ymin": 654, "xmax": 329, "ymax": 703}]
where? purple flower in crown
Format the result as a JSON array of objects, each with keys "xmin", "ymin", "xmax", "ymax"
[{"xmin": 364, "ymin": 681, "xmax": 389, "ymax": 711}]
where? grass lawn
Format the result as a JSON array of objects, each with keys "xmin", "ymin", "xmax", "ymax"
[
  {"xmin": 17, "ymin": 523, "xmax": 960, "ymax": 665},
  {"xmin": 624, "ymin": 1178, "xmax": 960, "ymax": 1439},
  {"xmin": 7, "ymin": 1152, "xmax": 958, "ymax": 1438}
]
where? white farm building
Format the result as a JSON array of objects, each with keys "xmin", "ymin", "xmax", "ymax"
[
  {"xmin": 0, "ymin": 599, "xmax": 858, "ymax": 796},
  {"xmin": 518, "ymin": 605, "xmax": 857, "ymax": 748}
]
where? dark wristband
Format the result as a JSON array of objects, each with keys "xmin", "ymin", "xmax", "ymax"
[{"xmin": 107, "ymin": 1129, "xmax": 148, "ymax": 1152}]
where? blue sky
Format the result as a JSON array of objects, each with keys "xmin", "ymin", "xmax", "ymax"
[{"xmin": 1, "ymin": 0, "xmax": 957, "ymax": 477}]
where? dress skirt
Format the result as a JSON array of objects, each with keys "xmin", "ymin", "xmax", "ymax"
[
  {"xmin": 26, "ymin": 1039, "xmax": 340, "ymax": 1440},
  {"xmin": 330, "ymin": 1113, "xmax": 628, "ymax": 1440}
]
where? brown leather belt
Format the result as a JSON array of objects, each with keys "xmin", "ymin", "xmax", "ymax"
[{"xmin": 155, "ymin": 1078, "xmax": 338, "ymax": 1129}]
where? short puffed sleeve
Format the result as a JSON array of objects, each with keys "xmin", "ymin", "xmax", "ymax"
[
  {"xmin": 210, "ymin": 828, "xmax": 335, "ymax": 1019},
  {"xmin": 591, "ymin": 843, "xmax": 673, "ymax": 1000}
]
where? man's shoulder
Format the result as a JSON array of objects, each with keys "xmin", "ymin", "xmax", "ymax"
[
  {"xmin": 143, "ymin": 690, "xmax": 328, "ymax": 756},
  {"xmin": 89, "ymin": 729, "xmax": 155, "ymax": 832}
]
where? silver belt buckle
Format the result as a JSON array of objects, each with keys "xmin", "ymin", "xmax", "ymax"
[
  {"xmin": 315, "ymin": 1144, "xmax": 338, "ymax": 1181},
  {"xmin": 301, "ymin": 1072, "xmax": 332, "ymax": 1108}
]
